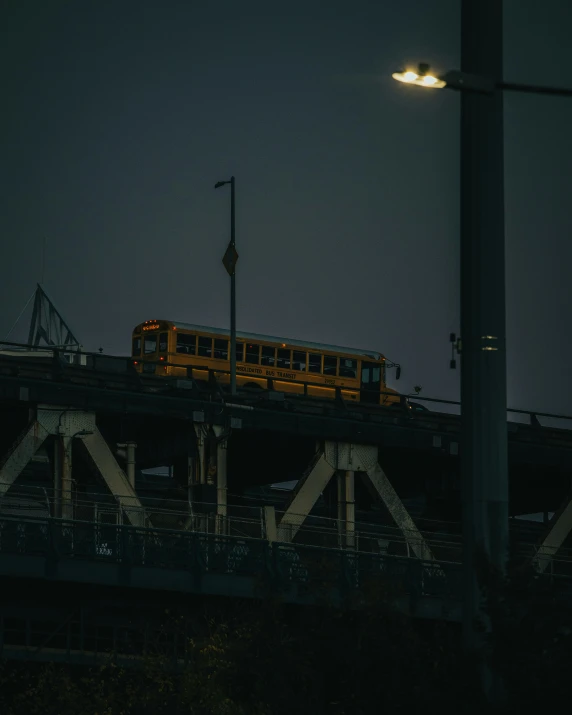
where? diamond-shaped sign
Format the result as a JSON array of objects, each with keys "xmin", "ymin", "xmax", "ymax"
[{"xmin": 222, "ymin": 242, "xmax": 238, "ymax": 276}]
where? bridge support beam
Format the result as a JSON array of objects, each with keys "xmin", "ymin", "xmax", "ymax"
[
  {"xmin": 0, "ymin": 406, "xmax": 148, "ymax": 527},
  {"xmin": 276, "ymin": 441, "xmax": 435, "ymax": 560},
  {"xmin": 365, "ymin": 462, "xmax": 434, "ymax": 562},
  {"xmin": 82, "ymin": 429, "xmax": 146, "ymax": 527},
  {"xmin": 213, "ymin": 426, "xmax": 228, "ymax": 534},
  {"xmin": 193, "ymin": 424, "xmax": 206, "ymax": 485},
  {"xmin": 277, "ymin": 452, "xmax": 334, "ymax": 542},
  {"xmin": 117, "ymin": 442, "xmax": 137, "ymax": 489},
  {"xmin": 0, "ymin": 419, "xmax": 50, "ymax": 496},
  {"xmin": 532, "ymin": 490, "xmax": 572, "ymax": 573},
  {"xmin": 345, "ymin": 470, "xmax": 355, "ymax": 549},
  {"xmin": 61, "ymin": 436, "xmax": 73, "ymax": 520}
]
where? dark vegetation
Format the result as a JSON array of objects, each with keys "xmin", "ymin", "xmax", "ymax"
[{"xmin": 1, "ymin": 558, "xmax": 571, "ymax": 714}]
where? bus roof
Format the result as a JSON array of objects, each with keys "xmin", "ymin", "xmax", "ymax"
[{"xmin": 168, "ymin": 321, "xmax": 383, "ymax": 361}]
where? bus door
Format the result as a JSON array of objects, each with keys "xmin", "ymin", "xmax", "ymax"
[{"xmin": 361, "ymin": 362, "xmax": 381, "ymax": 404}]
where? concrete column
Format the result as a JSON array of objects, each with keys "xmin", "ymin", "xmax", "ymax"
[
  {"xmin": 264, "ymin": 505, "xmax": 277, "ymax": 542},
  {"xmin": 61, "ymin": 436, "xmax": 73, "ymax": 520},
  {"xmin": 345, "ymin": 470, "xmax": 355, "ymax": 549},
  {"xmin": 125, "ymin": 442, "xmax": 137, "ymax": 489},
  {"xmin": 193, "ymin": 425, "xmax": 206, "ymax": 485},
  {"xmin": 216, "ymin": 439, "xmax": 228, "ymax": 534},
  {"xmin": 118, "ymin": 442, "xmax": 137, "ymax": 489},
  {"xmin": 53, "ymin": 437, "xmax": 62, "ymax": 518},
  {"xmin": 336, "ymin": 471, "xmax": 344, "ymax": 545}
]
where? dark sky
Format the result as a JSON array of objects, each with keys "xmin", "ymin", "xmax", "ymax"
[{"xmin": 1, "ymin": 1, "xmax": 571, "ymax": 416}]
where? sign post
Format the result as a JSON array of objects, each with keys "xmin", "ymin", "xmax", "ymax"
[{"xmin": 216, "ymin": 176, "xmax": 238, "ymax": 395}]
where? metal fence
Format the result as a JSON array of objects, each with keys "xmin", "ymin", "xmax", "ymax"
[
  {"xmin": 0, "ymin": 513, "xmax": 465, "ymax": 601},
  {"xmin": 2, "ymin": 482, "xmax": 572, "ymax": 574}
]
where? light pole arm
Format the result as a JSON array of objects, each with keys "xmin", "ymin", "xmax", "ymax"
[
  {"xmin": 498, "ymin": 81, "xmax": 572, "ymax": 97},
  {"xmin": 442, "ymin": 70, "xmax": 572, "ymax": 97}
]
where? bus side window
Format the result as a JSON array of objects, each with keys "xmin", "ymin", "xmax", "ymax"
[
  {"xmin": 261, "ymin": 346, "xmax": 276, "ymax": 366},
  {"xmin": 292, "ymin": 351, "xmax": 307, "ymax": 371},
  {"xmin": 339, "ymin": 358, "xmax": 357, "ymax": 378},
  {"xmin": 198, "ymin": 336, "xmax": 213, "ymax": 358},
  {"xmin": 277, "ymin": 349, "xmax": 291, "ymax": 369},
  {"xmin": 159, "ymin": 332, "xmax": 168, "ymax": 352},
  {"xmin": 176, "ymin": 334, "xmax": 196, "ymax": 355},
  {"xmin": 235, "ymin": 342, "xmax": 245, "ymax": 362},
  {"xmin": 308, "ymin": 353, "xmax": 321, "ymax": 373},
  {"xmin": 132, "ymin": 337, "xmax": 141, "ymax": 356},
  {"xmin": 323, "ymin": 355, "xmax": 337, "ymax": 376},
  {"xmin": 214, "ymin": 339, "xmax": 228, "ymax": 360},
  {"xmin": 245, "ymin": 343, "xmax": 260, "ymax": 364}
]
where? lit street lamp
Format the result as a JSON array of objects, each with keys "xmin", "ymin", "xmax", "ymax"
[
  {"xmin": 214, "ymin": 176, "xmax": 238, "ymax": 396},
  {"xmin": 393, "ymin": 61, "xmax": 572, "ymax": 96},
  {"xmin": 392, "ymin": 5, "xmax": 572, "ymax": 705}
]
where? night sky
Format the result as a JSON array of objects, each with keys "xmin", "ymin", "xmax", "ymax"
[{"xmin": 1, "ymin": 1, "xmax": 571, "ymax": 417}]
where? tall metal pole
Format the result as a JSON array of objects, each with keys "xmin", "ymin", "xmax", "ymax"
[
  {"xmin": 230, "ymin": 176, "xmax": 237, "ymax": 396},
  {"xmin": 460, "ymin": 0, "xmax": 508, "ymax": 700}
]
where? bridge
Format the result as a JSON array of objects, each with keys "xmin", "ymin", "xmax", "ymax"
[{"xmin": 1, "ymin": 286, "xmax": 572, "ymax": 667}]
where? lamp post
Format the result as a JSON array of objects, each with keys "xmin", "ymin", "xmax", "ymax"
[
  {"xmin": 392, "ymin": 1, "xmax": 572, "ymax": 702},
  {"xmin": 394, "ymin": 9, "xmax": 508, "ymax": 675},
  {"xmin": 215, "ymin": 176, "xmax": 238, "ymax": 396}
]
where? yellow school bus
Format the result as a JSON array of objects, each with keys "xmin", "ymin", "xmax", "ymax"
[{"xmin": 131, "ymin": 320, "xmax": 402, "ymax": 406}]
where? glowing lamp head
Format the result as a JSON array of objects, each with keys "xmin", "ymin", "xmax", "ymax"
[{"xmin": 392, "ymin": 63, "xmax": 446, "ymax": 89}]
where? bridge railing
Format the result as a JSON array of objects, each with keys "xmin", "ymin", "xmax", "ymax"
[
  {"xmin": 2, "ymin": 512, "xmax": 572, "ymax": 607},
  {"xmin": 0, "ymin": 481, "xmax": 465, "ymax": 559},
  {"xmin": 0, "ymin": 511, "xmax": 465, "ymax": 600},
  {"xmin": 3, "ymin": 482, "xmax": 572, "ymax": 574}
]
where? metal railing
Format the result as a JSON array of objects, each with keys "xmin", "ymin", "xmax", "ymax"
[
  {"xmin": 0, "ymin": 512, "xmax": 464, "ymax": 600},
  {"xmin": 2, "ymin": 482, "xmax": 572, "ymax": 574}
]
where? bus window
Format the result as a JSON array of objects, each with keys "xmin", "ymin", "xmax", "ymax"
[
  {"xmin": 198, "ymin": 336, "xmax": 213, "ymax": 358},
  {"xmin": 292, "ymin": 351, "xmax": 307, "ymax": 371},
  {"xmin": 144, "ymin": 334, "xmax": 157, "ymax": 354},
  {"xmin": 323, "ymin": 355, "xmax": 337, "ymax": 376},
  {"xmin": 308, "ymin": 353, "xmax": 321, "ymax": 373},
  {"xmin": 339, "ymin": 358, "xmax": 357, "ymax": 379},
  {"xmin": 214, "ymin": 339, "xmax": 228, "ymax": 360},
  {"xmin": 176, "ymin": 334, "xmax": 196, "ymax": 355},
  {"xmin": 245, "ymin": 343, "xmax": 260, "ymax": 364},
  {"xmin": 159, "ymin": 332, "xmax": 168, "ymax": 352},
  {"xmin": 277, "ymin": 349, "xmax": 291, "ymax": 369},
  {"xmin": 235, "ymin": 342, "xmax": 245, "ymax": 362},
  {"xmin": 132, "ymin": 337, "xmax": 141, "ymax": 356},
  {"xmin": 261, "ymin": 346, "xmax": 276, "ymax": 366}
]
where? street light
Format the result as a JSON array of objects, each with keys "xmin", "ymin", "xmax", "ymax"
[
  {"xmin": 214, "ymin": 176, "xmax": 238, "ymax": 396},
  {"xmin": 394, "ymin": 3, "xmax": 505, "ymax": 704},
  {"xmin": 393, "ymin": 61, "xmax": 572, "ymax": 96},
  {"xmin": 392, "ymin": 63, "xmax": 447, "ymax": 89},
  {"xmin": 392, "ymin": 7, "xmax": 572, "ymax": 705}
]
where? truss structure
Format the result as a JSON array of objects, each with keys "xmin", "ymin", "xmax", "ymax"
[{"xmin": 27, "ymin": 283, "xmax": 81, "ymax": 351}]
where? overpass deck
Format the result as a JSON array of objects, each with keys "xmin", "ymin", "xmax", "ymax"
[{"xmin": 0, "ymin": 351, "xmax": 571, "ymax": 469}]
